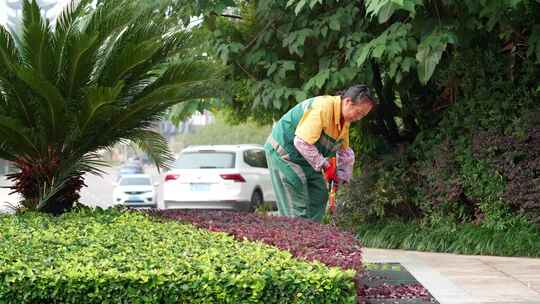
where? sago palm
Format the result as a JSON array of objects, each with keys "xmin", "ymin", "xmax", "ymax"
[{"xmin": 0, "ymin": 0, "xmax": 218, "ymax": 214}]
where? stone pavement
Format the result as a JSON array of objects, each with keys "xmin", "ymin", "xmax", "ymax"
[{"xmin": 363, "ymin": 248, "xmax": 540, "ymax": 304}]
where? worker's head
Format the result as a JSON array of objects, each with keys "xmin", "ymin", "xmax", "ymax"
[{"xmin": 340, "ymin": 85, "xmax": 376, "ymax": 122}]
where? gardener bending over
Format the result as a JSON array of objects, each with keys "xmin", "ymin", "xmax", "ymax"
[{"xmin": 264, "ymin": 85, "xmax": 376, "ymax": 222}]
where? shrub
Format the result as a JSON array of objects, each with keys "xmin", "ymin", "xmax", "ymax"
[
  {"xmin": 472, "ymin": 114, "xmax": 540, "ymax": 226},
  {"xmin": 336, "ymin": 152, "xmax": 421, "ymax": 228},
  {"xmin": 0, "ymin": 209, "xmax": 356, "ymax": 304}
]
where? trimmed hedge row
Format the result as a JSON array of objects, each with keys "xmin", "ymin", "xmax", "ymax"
[{"xmin": 0, "ymin": 209, "xmax": 356, "ymax": 303}]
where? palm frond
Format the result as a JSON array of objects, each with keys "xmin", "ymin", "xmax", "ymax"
[
  {"xmin": 63, "ymin": 32, "xmax": 99, "ymax": 99},
  {"xmin": 128, "ymin": 130, "xmax": 174, "ymax": 170},
  {"xmin": 54, "ymin": 0, "xmax": 92, "ymax": 39},
  {"xmin": 83, "ymin": 0, "xmax": 141, "ymax": 39},
  {"xmin": 89, "ymin": 29, "xmax": 128, "ymax": 85},
  {"xmin": 52, "ymin": 0, "xmax": 97, "ymax": 92},
  {"xmin": 35, "ymin": 152, "xmax": 107, "ymax": 210},
  {"xmin": 13, "ymin": 66, "xmax": 66, "ymax": 140},
  {"xmin": 0, "ymin": 116, "xmax": 38, "ymax": 155},
  {"xmin": 70, "ymin": 152, "xmax": 108, "ymax": 176},
  {"xmin": 20, "ymin": 0, "xmax": 55, "ymax": 81},
  {"xmin": 0, "ymin": 25, "xmax": 20, "ymax": 73},
  {"xmin": 100, "ymin": 38, "xmax": 163, "ymax": 86},
  {"xmin": 0, "ymin": 141, "xmax": 16, "ymax": 161},
  {"xmin": 169, "ymin": 99, "xmax": 218, "ymax": 126},
  {"xmin": 96, "ymin": 19, "xmax": 174, "ymax": 86},
  {"xmin": 137, "ymin": 60, "xmax": 213, "ymax": 96},
  {"xmin": 0, "ymin": 75, "xmax": 37, "ymax": 128},
  {"xmin": 113, "ymin": 76, "xmax": 224, "ymax": 131},
  {"xmin": 78, "ymin": 83, "xmax": 124, "ymax": 136}
]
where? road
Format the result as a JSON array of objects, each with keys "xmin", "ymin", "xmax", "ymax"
[
  {"xmin": 80, "ymin": 165, "xmax": 164, "ymax": 209},
  {"xmin": 0, "ymin": 165, "xmax": 165, "ymax": 213}
]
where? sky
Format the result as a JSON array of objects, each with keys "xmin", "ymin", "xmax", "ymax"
[{"xmin": 0, "ymin": 0, "xmax": 71, "ymax": 26}]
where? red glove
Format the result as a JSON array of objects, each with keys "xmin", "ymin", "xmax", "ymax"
[{"xmin": 323, "ymin": 157, "xmax": 337, "ymax": 182}]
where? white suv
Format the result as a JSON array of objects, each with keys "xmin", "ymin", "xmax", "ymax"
[{"xmin": 163, "ymin": 144, "xmax": 275, "ymax": 211}]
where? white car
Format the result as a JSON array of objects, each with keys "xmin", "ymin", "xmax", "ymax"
[
  {"xmin": 113, "ymin": 174, "xmax": 157, "ymax": 208},
  {"xmin": 163, "ymin": 144, "xmax": 276, "ymax": 211}
]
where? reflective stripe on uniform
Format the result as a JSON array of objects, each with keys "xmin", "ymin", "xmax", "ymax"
[{"xmin": 266, "ymin": 136, "xmax": 307, "ymax": 184}]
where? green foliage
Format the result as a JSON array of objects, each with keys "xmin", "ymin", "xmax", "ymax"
[
  {"xmin": 255, "ymin": 202, "xmax": 278, "ymax": 214},
  {"xmin": 201, "ymin": 0, "xmax": 372, "ymax": 120},
  {"xmin": 336, "ymin": 151, "xmax": 420, "ymax": 227},
  {"xmin": 365, "ymin": 0, "xmax": 423, "ymax": 23},
  {"xmin": 339, "ymin": 45, "xmax": 540, "ymax": 238},
  {"xmin": 416, "ymin": 28, "xmax": 456, "ymax": 84},
  {"xmin": 200, "ymin": 0, "xmax": 539, "ymax": 114},
  {"xmin": 0, "ymin": 0, "xmax": 221, "ymax": 212},
  {"xmin": 172, "ymin": 115, "xmax": 272, "ymax": 151},
  {"xmin": 458, "ymin": 148, "xmax": 526, "ymax": 230},
  {"xmin": 0, "ymin": 209, "xmax": 356, "ymax": 303},
  {"xmin": 357, "ymin": 220, "xmax": 540, "ymax": 257},
  {"xmin": 354, "ymin": 22, "xmax": 417, "ymax": 83}
]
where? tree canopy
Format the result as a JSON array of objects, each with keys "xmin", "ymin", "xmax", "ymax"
[{"xmin": 187, "ymin": 0, "xmax": 540, "ymax": 147}]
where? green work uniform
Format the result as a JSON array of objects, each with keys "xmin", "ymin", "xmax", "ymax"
[{"xmin": 264, "ymin": 96, "xmax": 350, "ymax": 222}]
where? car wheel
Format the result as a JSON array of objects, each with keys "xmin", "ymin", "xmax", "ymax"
[{"xmin": 249, "ymin": 190, "xmax": 263, "ymax": 212}]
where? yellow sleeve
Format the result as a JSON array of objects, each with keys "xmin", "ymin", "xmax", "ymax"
[{"xmin": 295, "ymin": 107, "xmax": 324, "ymax": 144}]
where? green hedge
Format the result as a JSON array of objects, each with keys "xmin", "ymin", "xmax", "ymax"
[{"xmin": 0, "ymin": 209, "xmax": 356, "ymax": 303}]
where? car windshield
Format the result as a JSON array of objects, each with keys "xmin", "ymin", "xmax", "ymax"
[
  {"xmin": 119, "ymin": 177, "xmax": 151, "ymax": 186},
  {"xmin": 120, "ymin": 166, "xmax": 142, "ymax": 173},
  {"xmin": 174, "ymin": 151, "xmax": 235, "ymax": 169}
]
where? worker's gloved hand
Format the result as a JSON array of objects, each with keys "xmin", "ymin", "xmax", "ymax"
[{"xmin": 323, "ymin": 157, "xmax": 337, "ymax": 182}]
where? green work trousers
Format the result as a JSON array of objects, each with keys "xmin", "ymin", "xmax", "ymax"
[{"xmin": 264, "ymin": 145, "xmax": 328, "ymax": 222}]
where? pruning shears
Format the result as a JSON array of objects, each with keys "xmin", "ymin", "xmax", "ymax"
[{"xmin": 327, "ymin": 157, "xmax": 338, "ymax": 225}]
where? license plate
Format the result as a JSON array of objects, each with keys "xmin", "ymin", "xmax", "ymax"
[
  {"xmin": 128, "ymin": 196, "xmax": 141, "ymax": 201},
  {"xmin": 190, "ymin": 183, "xmax": 210, "ymax": 191}
]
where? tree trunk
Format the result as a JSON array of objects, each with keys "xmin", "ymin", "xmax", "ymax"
[
  {"xmin": 398, "ymin": 89, "xmax": 420, "ymax": 142},
  {"xmin": 371, "ymin": 61, "xmax": 402, "ymax": 144}
]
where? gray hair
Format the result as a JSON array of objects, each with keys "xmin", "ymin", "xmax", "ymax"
[{"xmin": 340, "ymin": 85, "xmax": 375, "ymax": 104}]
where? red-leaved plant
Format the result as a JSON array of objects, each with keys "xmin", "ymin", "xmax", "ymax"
[{"xmin": 152, "ymin": 210, "xmax": 434, "ymax": 303}]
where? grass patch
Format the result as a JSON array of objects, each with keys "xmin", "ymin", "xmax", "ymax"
[{"xmin": 357, "ymin": 221, "xmax": 540, "ymax": 257}]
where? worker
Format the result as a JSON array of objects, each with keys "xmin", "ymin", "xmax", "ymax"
[{"xmin": 264, "ymin": 84, "xmax": 376, "ymax": 222}]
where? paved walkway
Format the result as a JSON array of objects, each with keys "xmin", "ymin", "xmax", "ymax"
[{"xmin": 363, "ymin": 248, "xmax": 540, "ymax": 304}]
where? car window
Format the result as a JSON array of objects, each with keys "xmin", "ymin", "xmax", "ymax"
[
  {"xmin": 119, "ymin": 177, "xmax": 151, "ymax": 186},
  {"xmin": 174, "ymin": 152, "xmax": 236, "ymax": 169},
  {"xmin": 120, "ymin": 166, "xmax": 143, "ymax": 174},
  {"xmin": 243, "ymin": 149, "xmax": 268, "ymax": 168}
]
